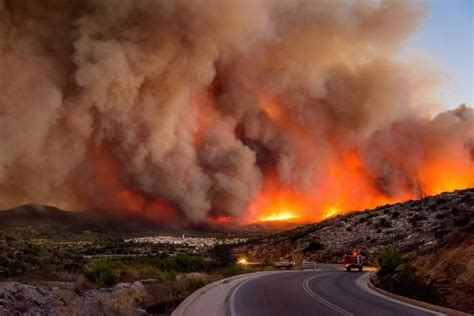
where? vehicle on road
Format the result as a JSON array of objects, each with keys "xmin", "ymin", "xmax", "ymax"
[{"xmin": 344, "ymin": 251, "xmax": 363, "ymax": 272}]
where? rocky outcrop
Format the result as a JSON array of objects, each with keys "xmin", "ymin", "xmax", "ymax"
[{"xmin": 0, "ymin": 280, "xmax": 152, "ymax": 316}]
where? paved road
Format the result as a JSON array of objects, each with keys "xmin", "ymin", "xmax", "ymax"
[{"xmin": 229, "ymin": 270, "xmax": 439, "ymax": 316}]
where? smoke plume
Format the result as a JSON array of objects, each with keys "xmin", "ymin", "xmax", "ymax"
[{"xmin": 0, "ymin": 0, "xmax": 472, "ymax": 224}]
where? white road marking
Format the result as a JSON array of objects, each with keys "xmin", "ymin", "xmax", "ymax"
[{"xmin": 302, "ymin": 273, "xmax": 355, "ymax": 316}]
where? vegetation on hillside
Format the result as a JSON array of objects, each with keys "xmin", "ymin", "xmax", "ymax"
[{"xmin": 374, "ymin": 247, "xmax": 437, "ymax": 303}]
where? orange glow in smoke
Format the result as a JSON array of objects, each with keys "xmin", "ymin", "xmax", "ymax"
[
  {"xmin": 89, "ymin": 96, "xmax": 473, "ymax": 227},
  {"xmin": 88, "ymin": 144, "xmax": 178, "ymax": 225},
  {"xmin": 418, "ymin": 157, "xmax": 474, "ymax": 196},
  {"xmin": 246, "ymin": 149, "xmax": 473, "ymax": 224}
]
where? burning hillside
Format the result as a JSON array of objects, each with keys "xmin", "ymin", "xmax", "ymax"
[{"xmin": 0, "ymin": 0, "xmax": 473, "ymax": 227}]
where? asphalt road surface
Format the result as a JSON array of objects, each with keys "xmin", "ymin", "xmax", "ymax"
[{"xmin": 229, "ymin": 270, "xmax": 438, "ymax": 316}]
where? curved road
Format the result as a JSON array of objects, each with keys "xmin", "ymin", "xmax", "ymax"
[{"xmin": 228, "ymin": 270, "xmax": 439, "ymax": 316}]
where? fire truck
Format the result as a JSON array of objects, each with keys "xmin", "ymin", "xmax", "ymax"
[{"xmin": 344, "ymin": 251, "xmax": 363, "ymax": 272}]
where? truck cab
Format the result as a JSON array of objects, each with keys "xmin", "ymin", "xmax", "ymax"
[{"xmin": 344, "ymin": 252, "xmax": 363, "ymax": 272}]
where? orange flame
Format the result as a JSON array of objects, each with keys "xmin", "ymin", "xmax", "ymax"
[{"xmin": 246, "ymin": 149, "xmax": 473, "ymax": 224}]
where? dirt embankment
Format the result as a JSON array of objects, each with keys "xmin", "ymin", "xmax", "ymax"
[{"xmin": 415, "ymin": 234, "xmax": 474, "ymax": 312}]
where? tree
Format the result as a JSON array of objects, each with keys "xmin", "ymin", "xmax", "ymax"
[
  {"xmin": 377, "ymin": 246, "xmax": 403, "ymax": 277},
  {"xmin": 210, "ymin": 244, "xmax": 235, "ymax": 268}
]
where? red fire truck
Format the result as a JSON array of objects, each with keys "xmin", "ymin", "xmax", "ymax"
[{"xmin": 344, "ymin": 251, "xmax": 363, "ymax": 272}]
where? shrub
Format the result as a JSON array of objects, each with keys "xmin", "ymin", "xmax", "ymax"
[
  {"xmin": 304, "ymin": 241, "xmax": 324, "ymax": 252},
  {"xmin": 209, "ymin": 244, "xmax": 235, "ymax": 268},
  {"xmin": 434, "ymin": 229, "xmax": 448, "ymax": 239},
  {"xmin": 451, "ymin": 207, "xmax": 460, "ymax": 215},
  {"xmin": 378, "ymin": 218, "xmax": 392, "ymax": 228},
  {"xmin": 453, "ymin": 217, "xmax": 470, "ymax": 227},
  {"xmin": 163, "ymin": 270, "xmax": 177, "ymax": 282},
  {"xmin": 408, "ymin": 214, "xmax": 426, "ymax": 224},
  {"xmin": 223, "ymin": 265, "xmax": 245, "ymax": 278},
  {"xmin": 391, "ymin": 211, "xmax": 400, "ymax": 219},
  {"xmin": 434, "ymin": 197, "xmax": 447, "ymax": 205},
  {"xmin": 380, "ymin": 263, "xmax": 437, "ymax": 302},
  {"xmin": 290, "ymin": 230, "xmax": 306, "ymax": 242},
  {"xmin": 84, "ymin": 260, "xmax": 118, "ymax": 286},
  {"xmin": 377, "ymin": 246, "xmax": 404, "ymax": 277},
  {"xmin": 186, "ymin": 278, "xmax": 206, "ymax": 292}
]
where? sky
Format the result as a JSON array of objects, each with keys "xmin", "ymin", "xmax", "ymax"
[{"xmin": 406, "ymin": 0, "xmax": 473, "ymax": 109}]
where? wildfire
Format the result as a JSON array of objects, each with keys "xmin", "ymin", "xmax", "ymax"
[
  {"xmin": 260, "ymin": 211, "xmax": 300, "ymax": 222},
  {"xmin": 247, "ymin": 149, "xmax": 474, "ymax": 225},
  {"xmin": 322, "ymin": 206, "xmax": 340, "ymax": 219}
]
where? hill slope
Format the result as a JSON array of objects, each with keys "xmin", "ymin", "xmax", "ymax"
[{"xmin": 0, "ymin": 204, "xmax": 167, "ymax": 236}]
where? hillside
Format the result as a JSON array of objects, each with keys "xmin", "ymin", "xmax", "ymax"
[
  {"xmin": 0, "ymin": 204, "xmax": 165, "ymax": 237},
  {"xmin": 237, "ymin": 188, "xmax": 474, "ymax": 312}
]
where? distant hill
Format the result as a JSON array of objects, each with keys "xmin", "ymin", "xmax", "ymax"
[
  {"xmin": 236, "ymin": 188, "xmax": 474, "ymax": 312},
  {"xmin": 0, "ymin": 204, "xmax": 81, "ymax": 230},
  {"xmin": 0, "ymin": 204, "xmax": 165, "ymax": 236}
]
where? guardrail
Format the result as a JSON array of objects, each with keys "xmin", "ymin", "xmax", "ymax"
[{"xmin": 301, "ymin": 261, "xmax": 317, "ymax": 270}]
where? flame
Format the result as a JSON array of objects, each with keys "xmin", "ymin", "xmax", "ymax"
[
  {"xmin": 246, "ymin": 148, "xmax": 473, "ymax": 224},
  {"xmin": 245, "ymin": 173, "xmax": 316, "ymax": 223},
  {"xmin": 260, "ymin": 211, "xmax": 300, "ymax": 222},
  {"xmin": 322, "ymin": 205, "xmax": 340, "ymax": 219}
]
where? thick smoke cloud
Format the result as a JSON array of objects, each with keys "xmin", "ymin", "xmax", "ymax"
[{"xmin": 0, "ymin": 0, "xmax": 472, "ymax": 223}]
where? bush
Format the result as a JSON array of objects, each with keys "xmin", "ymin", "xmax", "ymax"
[
  {"xmin": 377, "ymin": 246, "xmax": 404, "ymax": 277},
  {"xmin": 303, "ymin": 241, "xmax": 324, "ymax": 253},
  {"xmin": 223, "ymin": 265, "xmax": 245, "ymax": 278},
  {"xmin": 144, "ymin": 254, "xmax": 207, "ymax": 273},
  {"xmin": 451, "ymin": 207, "xmax": 460, "ymax": 215},
  {"xmin": 209, "ymin": 244, "xmax": 235, "ymax": 268},
  {"xmin": 163, "ymin": 270, "xmax": 177, "ymax": 282},
  {"xmin": 84, "ymin": 260, "xmax": 118, "ymax": 286},
  {"xmin": 434, "ymin": 229, "xmax": 448, "ymax": 239},
  {"xmin": 453, "ymin": 217, "xmax": 470, "ymax": 227},
  {"xmin": 434, "ymin": 197, "xmax": 447, "ymax": 205},
  {"xmin": 391, "ymin": 211, "xmax": 400, "ymax": 219},
  {"xmin": 290, "ymin": 230, "xmax": 306, "ymax": 242},
  {"xmin": 186, "ymin": 278, "xmax": 206, "ymax": 292},
  {"xmin": 408, "ymin": 214, "xmax": 426, "ymax": 224},
  {"xmin": 379, "ymin": 263, "xmax": 437, "ymax": 302},
  {"xmin": 378, "ymin": 218, "xmax": 392, "ymax": 228}
]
